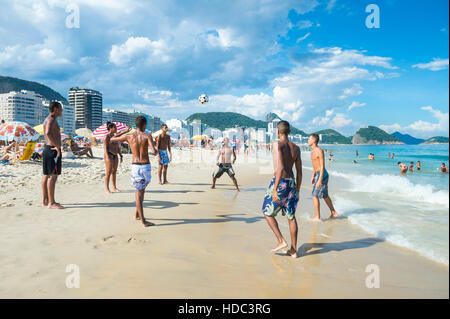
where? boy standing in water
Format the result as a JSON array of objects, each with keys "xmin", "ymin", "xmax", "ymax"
[
  {"xmin": 308, "ymin": 134, "xmax": 339, "ymax": 220},
  {"xmin": 156, "ymin": 124, "xmax": 172, "ymax": 184},
  {"xmin": 111, "ymin": 116, "xmax": 157, "ymax": 227},
  {"xmin": 262, "ymin": 121, "xmax": 302, "ymax": 258}
]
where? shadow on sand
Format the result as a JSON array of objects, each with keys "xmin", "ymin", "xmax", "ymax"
[
  {"xmin": 64, "ymin": 199, "xmax": 199, "ymax": 210},
  {"xmin": 150, "ymin": 213, "xmax": 264, "ymax": 227},
  {"xmin": 295, "ymin": 237, "xmax": 384, "ymax": 257}
]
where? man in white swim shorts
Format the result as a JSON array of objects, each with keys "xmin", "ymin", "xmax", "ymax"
[{"xmin": 111, "ymin": 116, "xmax": 157, "ymax": 227}]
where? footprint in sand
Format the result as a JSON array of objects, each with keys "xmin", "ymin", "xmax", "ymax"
[{"xmin": 88, "ymin": 234, "xmax": 150, "ymax": 249}]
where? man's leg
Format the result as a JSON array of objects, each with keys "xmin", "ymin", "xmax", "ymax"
[
  {"xmin": 47, "ymin": 175, "xmax": 64, "ymax": 209},
  {"xmin": 211, "ymin": 176, "xmax": 217, "ymax": 189},
  {"xmin": 323, "ymin": 197, "xmax": 339, "ymax": 218},
  {"xmin": 135, "ymin": 189, "xmax": 153, "ymax": 227},
  {"xmin": 312, "ymin": 196, "xmax": 321, "ymax": 220},
  {"xmin": 230, "ymin": 176, "xmax": 240, "ymax": 191},
  {"xmin": 158, "ymin": 164, "xmax": 163, "ymax": 184},
  {"xmin": 41, "ymin": 175, "xmax": 49, "ymax": 206},
  {"xmin": 111, "ymin": 158, "xmax": 120, "ymax": 192},
  {"xmin": 286, "ymin": 218, "xmax": 298, "ymax": 258},
  {"xmin": 264, "ymin": 215, "xmax": 288, "ymax": 252},
  {"xmin": 163, "ymin": 165, "xmax": 170, "ymax": 184}
]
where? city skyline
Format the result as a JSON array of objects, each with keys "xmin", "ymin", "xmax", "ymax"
[{"xmin": 0, "ymin": 0, "xmax": 448, "ymax": 138}]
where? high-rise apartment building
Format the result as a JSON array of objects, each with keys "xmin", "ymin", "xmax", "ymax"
[
  {"xmin": 68, "ymin": 87, "xmax": 103, "ymax": 130},
  {"xmin": 0, "ymin": 90, "xmax": 43, "ymax": 126}
]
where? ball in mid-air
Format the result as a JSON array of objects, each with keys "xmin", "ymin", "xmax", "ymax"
[{"xmin": 198, "ymin": 94, "xmax": 209, "ymax": 104}]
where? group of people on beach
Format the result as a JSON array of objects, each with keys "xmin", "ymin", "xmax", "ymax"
[{"xmin": 39, "ymin": 101, "xmax": 339, "ymax": 258}]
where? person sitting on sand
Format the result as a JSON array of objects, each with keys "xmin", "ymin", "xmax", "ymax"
[
  {"xmin": 262, "ymin": 121, "xmax": 302, "ymax": 258},
  {"xmin": 309, "ymin": 134, "xmax": 339, "ymax": 221},
  {"xmin": 398, "ymin": 162, "xmax": 408, "ymax": 174},
  {"xmin": 211, "ymin": 137, "xmax": 239, "ymax": 191},
  {"xmin": 69, "ymin": 138, "xmax": 94, "ymax": 158},
  {"xmin": 155, "ymin": 124, "xmax": 172, "ymax": 185},
  {"xmin": 110, "ymin": 116, "xmax": 157, "ymax": 227},
  {"xmin": 441, "ymin": 163, "xmax": 448, "ymax": 174},
  {"xmin": 104, "ymin": 122, "xmax": 128, "ymax": 194},
  {"xmin": 416, "ymin": 160, "xmax": 421, "ymax": 171}
]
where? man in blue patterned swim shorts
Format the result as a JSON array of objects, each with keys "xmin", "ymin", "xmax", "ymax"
[
  {"xmin": 262, "ymin": 121, "xmax": 302, "ymax": 258},
  {"xmin": 111, "ymin": 116, "xmax": 157, "ymax": 227}
]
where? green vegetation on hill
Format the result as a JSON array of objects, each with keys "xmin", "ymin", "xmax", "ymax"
[
  {"xmin": 186, "ymin": 112, "xmax": 308, "ymax": 135},
  {"xmin": 422, "ymin": 136, "xmax": 449, "ymax": 144},
  {"xmin": 352, "ymin": 126, "xmax": 402, "ymax": 144},
  {"xmin": 391, "ymin": 131, "xmax": 425, "ymax": 145},
  {"xmin": 313, "ymin": 129, "xmax": 352, "ymax": 144},
  {"xmin": 0, "ymin": 76, "xmax": 68, "ymax": 104}
]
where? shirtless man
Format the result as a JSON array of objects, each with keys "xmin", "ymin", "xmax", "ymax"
[
  {"xmin": 42, "ymin": 101, "xmax": 64, "ymax": 209},
  {"xmin": 103, "ymin": 122, "xmax": 128, "ymax": 193},
  {"xmin": 156, "ymin": 124, "xmax": 172, "ymax": 185},
  {"xmin": 416, "ymin": 161, "xmax": 421, "ymax": 171},
  {"xmin": 398, "ymin": 162, "xmax": 408, "ymax": 174},
  {"xmin": 111, "ymin": 116, "xmax": 157, "ymax": 227},
  {"xmin": 409, "ymin": 162, "xmax": 414, "ymax": 172},
  {"xmin": 441, "ymin": 163, "xmax": 448, "ymax": 174},
  {"xmin": 211, "ymin": 137, "xmax": 239, "ymax": 191},
  {"xmin": 309, "ymin": 134, "xmax": 338, "ymax": 220},
  {"xmin": 262, "ymin": 121, "xmax": 302, "ymax": 258}
]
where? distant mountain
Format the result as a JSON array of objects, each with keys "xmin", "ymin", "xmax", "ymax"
[
  {"xmin": 313, "ymin": 129, "xmax": 352, "ymax": 144},
  {"xmin": 352, "ymin": 126, "xmax": 403, "ymax": 145},
  {"xmin": 264, "ymin": 112, "xmax": 281, "ymax": 122},
  {"xmin": 186, "ymin": 112, "xmax": 308, "ymax": 135},
  {"xmin": 421, "ymin": 136, "xmax": 449, "ymax": 144},
  {"xmin": 391, "ymin": 131, "xmax": 425, "ymax": 145},
  {"xmin": 0, "ymin": 75, "xmax": 68, "ymax": 104}
]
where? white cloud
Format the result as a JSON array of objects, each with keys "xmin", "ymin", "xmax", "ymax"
[
  {"xmin": 109, "ymin": 37, "xmax": 170, "ymax": 66},
  {"xmin": 312, "ymin": 108, "xmax": 352, "ymax": 129},
  {"xmin": 412, "ymin": 58, "xmax": 449, "ymax": 71},
  {"xmin": 296, "ymin": 32, "xmax": 311, "ymax": 43},
  {"xmin": 326, "ymin": 0, "xmax": 337, "ymax": 13},
  {"xmin": 339, "ymin": 83, "xmax": 363, "ymax": 99},
  {"xmin": 347, "ymin": 101, "xmax": 366, "ymax": 111},
  {"xmin": 380, "ymin": 106, "xmax": 449, "ymax": 137}
]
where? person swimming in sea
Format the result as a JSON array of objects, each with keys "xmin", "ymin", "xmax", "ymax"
[
  {"xmin": 398, "ymin": 162, "xmax": 408, "ymax": 175},
  {"xmin": 409, "ymin": 162, "xmax": 414, "ymax": 172},
  {"xmin": 441, "ymin": 163, "xmax": 448, "ymax": 174},
  {"xmin": 416, "ymin": 161, "xmax": 421, "ymax": 171},
  {"xmin": 309, "ymin": 133, "xmax": 339, "ymax": 221}
]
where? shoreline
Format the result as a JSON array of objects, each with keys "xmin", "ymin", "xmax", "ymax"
[{"xmin": 0, "ymin": 147, "xmax": 448, "ymax": 298}]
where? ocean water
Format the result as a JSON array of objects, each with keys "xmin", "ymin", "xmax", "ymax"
[{"xmin": 247, "ymin": 144, "xmax": 449, "ymax": 265}]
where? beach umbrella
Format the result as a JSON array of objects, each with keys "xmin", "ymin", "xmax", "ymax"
[
  {"xmin": 0, "ymin": 121, "xmax": 40, "ymax": 143},
  {"xmin": 61, "ymin": 132, "xmax": 69, "ymax": 140},
  {"xmin": 92, "ymin": 122, "xmax": 128, "ymax": 139},
  {"xmin": 34, "ymin": 124, "xmax": 64, "ymax": 134},
  {"xmin": 75, "ymin": 128, "xmax": 93, "ymax": 137},
  {"xmin": 152, "ymin": 129, "xmax": 170, "ymax": 138}
]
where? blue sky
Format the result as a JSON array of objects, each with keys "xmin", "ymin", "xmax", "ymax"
[{"xmin": 0, "ymin": 0, "xmax": 448, "ymax": 137}]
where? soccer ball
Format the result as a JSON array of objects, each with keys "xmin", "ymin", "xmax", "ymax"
[{"xmin": 198, "ymin": 94, "xmax": 209, "ymax": 104}]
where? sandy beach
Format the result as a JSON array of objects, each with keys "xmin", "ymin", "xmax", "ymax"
[{"xmin": 0, "ymin": 147, "xmax": 448, "ymax": 298}]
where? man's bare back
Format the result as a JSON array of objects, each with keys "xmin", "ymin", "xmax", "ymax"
[
  {"xmin": 272, "ymin": 141, "xmax": 300, "ymax": 178},
  {"xmin": 127, "ymin": 131, "xmax": 155, "ymax": 163}
]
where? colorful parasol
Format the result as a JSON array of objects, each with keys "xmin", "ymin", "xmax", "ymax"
[
  {"xmin": 34, "ymin": 124, "xmax": 64, "ymax": 134},
  {"xmin": 0, "ymin": 121, "xmax": 40, "ymax": 142},
  {"xmin": 92, "ymin": 122, "xmax": 128, "ymax": 139}
]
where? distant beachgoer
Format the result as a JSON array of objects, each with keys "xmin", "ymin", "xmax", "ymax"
[
  {"xmin": 353, "ymin": 160, "xmax": 358, "ymax": 164},
  {"xmin": 328, "ymin": 153, "xmax": 333, "ymax": 161},
  {"xmin": 69, "ymin": 138, "xmax": 94, "ymax": 158},
  {"xmin": 156, "ymin": 124, "xmax": 172, "ymax": 185},
  {"xmin": 244, "ymin": 139, "xmax": 250, "ymax": 155},
  {"xmin": 416, "ymin": 161, "xmax": 421, "ymax": 171},
  {"xmin": 392, "ymin": 153, "xmax": 395, "ymax": 160},
  {"xmin": 104, "ymin": 122, "xmax": 128, "ymax": 194},
  {"xmin": 262, "ymin": 121, "xmax": 302, "ymax": 258},
  {"xmin": 441, "ymin": 163, "xmax": 448, "ymax": 174},
  {"xmin": 309, "ymin": 134, "xmax": 339, "ymax": 221},
  {"xmin": 356, "ymin": 150, "xmax": 359, "ymax": 157},
  {"xmin": 368, "ymin": 153, "xmax": 375, "ymax": 161},
  {"xmin": 409, "ymin": 162, "xmax": 414, "ymax": 172},
  {"xmin": 110, "ymin": 116, "xmax": 157, "ymax": 227},
  {"xmin": 388, "ymin": 153, "xmax": 391, "ymax": 158},
  {"xmin": 211, "ymin": 137, "xmax": 239, "ymax": 191},
  {"xmin": 42, "ymin": 101, "xmax": 64, "ymax": 209},
  {"xmin": 398, "ymin": 162, "xmax": 408, "ymax": 174}
]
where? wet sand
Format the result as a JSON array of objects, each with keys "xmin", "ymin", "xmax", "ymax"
[{"xmin": 0, "ymin": 148, "xmax": 448, "ymax": 298}]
